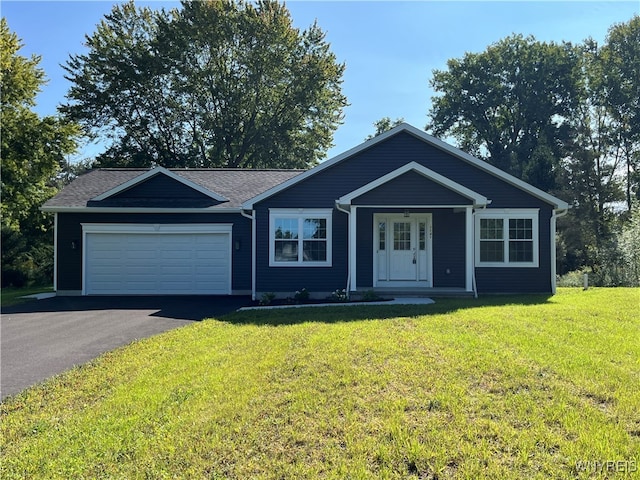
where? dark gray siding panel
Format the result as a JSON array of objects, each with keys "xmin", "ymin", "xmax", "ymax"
[
  {"xmin": 88, "ymin": 174, "xmax": 223, "ymax": 208},
  {"xmin": 257, "ymin": 133, "xmax": 553, "ymax": 211},
  {"xmin": 432, "ymin": 210, "xmax": 466, "ymax": 288},
  {"xmin": 355, "ymin": 209, "xmax": 374, "ymax": 288},
  {"xmin": 254, "ymin": 207, "xmax": 349, "ymax": 293},
  {"xmin": 114, "ymin": 174, "xmax": 206, "ymax": 198},
  {"xmin": 353, "ymin": 171, "xmax": 472, "ymax": 206},
  {"xmin": 254, "ymin": 131, "xmax": 558, "ymax": 294},
  {"xmin": 56, "ymin": 212, "xmax": 250, "ymax": 292}
]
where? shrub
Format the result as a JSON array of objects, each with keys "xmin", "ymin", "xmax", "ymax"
[
  {"xmin": 1, "ymin": 227, "xmax": 53, "ymax": 287},
  {"xmin": 361, "ymin": 289, "xmax": 382, "ymax": 302},
  {"xmin": 330, "ymin": 288, "xmax": 348, "ymax": 302},
  {"xmin": 293, "ymin": 288, "xmax": 310, "ymax": 303},
  {"xmin": 259, "ymin": 292, "xmax": 275, "ymax": 306}
]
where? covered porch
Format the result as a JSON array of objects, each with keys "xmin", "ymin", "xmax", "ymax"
[{"xmin": 335, "ymin": 161, "xmax": 490, "ymax": 297}]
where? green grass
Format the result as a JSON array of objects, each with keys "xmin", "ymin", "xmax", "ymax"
[
  {"xmin": 0, "ymin": 285, "xmax": 53, "ymax": 307},
  {"xmin": 1, "ymin": 288, "xmax": 639, "ymax": 479}
]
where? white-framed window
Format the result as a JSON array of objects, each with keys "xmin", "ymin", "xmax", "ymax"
[
  {"xmin": 269, "ymin": 209, "xmax": 332, "ymax": 266},
  {"xmin": 475, "ymin": 209, "xmax": 539, "ymax": 267}
]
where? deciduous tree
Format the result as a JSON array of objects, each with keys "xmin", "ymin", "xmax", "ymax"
[
  {"xmin": 62, "ymin": 0, "xmax": 347, "ymax": 169},
  {"xmin": 1, "ymin": 18, "xmax": 79, "ymax": 285},
  {"xmin": 365, "ymin": 117, "xmax": 405, "ymax": 140},
  {"xmin": 427, "ymin": 34, "xmax": 581, "ymax": 191}
]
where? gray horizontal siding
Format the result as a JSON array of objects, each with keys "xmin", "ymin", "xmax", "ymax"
[
  {"xmin": 88, "ymin": 174, "xmax": 223, "ymax": 208},
  {"xmin": 254, "ymin": 206, "xmax": 349, "ymax": 294},
  {"xmin": 259, "ymin": 132, "xmax": 553, "ymax": 210},
  {"xmin": 432, "ymin": 210, "xmax": 466, "ymax": 288},
  {"xmin": 353, "ymin": 171, "xmax": 472, "ymax": 206},
  {"xmin": 475, "ymin": 208, "xmax": 552, "ymax": 293},
  {"xmin": 255, "ymin": 131, "xmax": 555, "ymax": 294},
  {"xmin": 56, "ymin": 212, "xmax": 250, "ymax": 292}
]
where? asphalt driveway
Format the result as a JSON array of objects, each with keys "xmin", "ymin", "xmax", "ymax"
[{"xmin": 1, "ymin": 295, "xmax": 250, "ymax": 401}]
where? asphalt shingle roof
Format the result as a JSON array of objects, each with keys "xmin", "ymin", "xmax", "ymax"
[{"xmin": 43, "ymin": 168, "xmax": 303, "ymax": 209}]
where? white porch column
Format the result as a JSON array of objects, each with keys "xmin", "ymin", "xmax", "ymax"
[
  {"xmin": 550, "ymin": 211, "xmax": 557, "ymax": 294},
  {"xmin": 465, "ymin": 206, "xmax": 473, "ymax": 292},
  {"xmin": 350, "ymin": 206, "xmax": 357, "ymax": 292},
  {"xmin": 53, "ymin": 212, "xmax": 58, "ymax": 292}
]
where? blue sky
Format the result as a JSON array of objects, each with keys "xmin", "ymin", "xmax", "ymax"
[{"xmin": 2, "ymin": 1, "xmax": 638, "ymax": 161}]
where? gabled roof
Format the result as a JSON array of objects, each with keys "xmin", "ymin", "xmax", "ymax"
[
  {"xmin": 43, "ymin": 168, "xmax": 303, "ymax": 212},
  {"xmin": 242, "ymin": 123, "xmax": 569, "ymax": 210},
  {"xmin": 91, "ymin": 166, "xmax": 228, "ymax": 202},
  {"xmin": 337, "ymin": 161, "xmax": 489, "ymax": 207}
]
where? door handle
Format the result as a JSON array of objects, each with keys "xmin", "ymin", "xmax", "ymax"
[{"xmin": 412, "ymin": 249, "xmax": 417, "ymax": 264}]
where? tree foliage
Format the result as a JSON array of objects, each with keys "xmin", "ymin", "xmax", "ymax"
[
  {"xmin": 427, "ymin": 34, "xmax": 581, "ymax": 191},
  {"xmin": 365, "ymin": 117, "xmax": 405, "ymax": 140},
  {"xmin": 1, "ymin": 18, "xmax": 79, "ymax": 286},
  {"xmin": 427, "ymin": 18, "xmax": 640, "ymax": 284},
  {"xmin": 600, "ymin": 15, "xmax": 640, "ymax": 210},
  {"xmin": 61, "ymin": 0, "xmax": 347, "ymax": 169}
]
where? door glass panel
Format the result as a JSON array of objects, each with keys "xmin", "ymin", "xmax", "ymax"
[
  {"xmin": 393, "ymin": 222, "xmax": 411, "ymax": 250},
  {"xmin": 419, "ymin": 222, "xmax": 426, "ymax": 250},
  {"xmin": 378, "ymin": 222, "xmax": 386, "ymax": 250}
]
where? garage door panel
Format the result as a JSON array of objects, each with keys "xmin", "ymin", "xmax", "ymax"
[
  {"xmin": 86, "ymin": 230, "xmax": 230, "ymax": 295},
  {"xmin": 127, "ymin": 250, "xmax": 157, "ymax": 260}
]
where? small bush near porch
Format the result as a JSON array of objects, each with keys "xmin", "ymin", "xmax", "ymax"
[{"xmin": 1, "ymin": 288, "xmax": 638, "ymax": 479}]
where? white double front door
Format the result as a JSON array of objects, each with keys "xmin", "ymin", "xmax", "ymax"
[{"xmin": 374, "ymin": 214, "xmax": 432, "ymax": 286}]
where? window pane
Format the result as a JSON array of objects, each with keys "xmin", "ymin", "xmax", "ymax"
[
  {"xmin": 274, "ymin": 218, "xmax": 298, "ymax": 239},
  {"xmin": 393, "ymin": 222, "xmax": 411, "ymax": 250},
  {"xmin": 480, "ymin": 240, "xmax": 504, "ymax": 262},
  {"xmin": 509, "ymin": 218, "xmax": 532, "ymax": 240},
  {"xmin": 275, "ymin": 240, "xmax": 298, "ymax": 262},
  {"xmin": 509, "ymin": 241, "xmax": 533, "ymax": 262},
  {"xmin": 303, "ymin": 240, "xmax": 327, "ymax": 262},
  {"xmin": 480, "ymin": 218, "xmax": 503, "ymax": 239},
  {"xmin": 303, "ymin": 218, "xmax": 326, "ymax": 239}
]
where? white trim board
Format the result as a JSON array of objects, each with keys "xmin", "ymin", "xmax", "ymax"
[{"xmin": 41, "ymin": 206, "xmax": 242, "ymax": 213}]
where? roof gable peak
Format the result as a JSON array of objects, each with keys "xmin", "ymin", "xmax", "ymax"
[
  {"xmin": 91, "ymin": 166, "xmax": 228, "ymax": 202},
  {"xmin": 243, "ymin": 123, "xmax": 568, "ymax": 210}
]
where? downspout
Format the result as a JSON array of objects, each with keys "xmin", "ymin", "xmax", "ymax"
[
  {"xmin": 335, "ymin": 201, "xmax": 351, "ymax": 299},
  {"xmin": 53, "ymin": 212, "xmax": 58, "ymax": 293},
  {"xmin": 550, "ymin": 207, "xmax": 569, "ymax": 295},
  {"xmin": 471, "ymin": 204, "xmax": 488, "ymax": 299},
  {"xmin": 241, "ymin": 209, "xmax": 256, "ymax": 301}
]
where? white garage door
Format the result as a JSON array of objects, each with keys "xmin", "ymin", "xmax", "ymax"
[{"xmin": 84, "ymin": 224, "xmax": 231, "ymax": 295}]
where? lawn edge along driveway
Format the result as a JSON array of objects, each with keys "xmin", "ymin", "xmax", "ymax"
[{"xmin": 0, "ymin": 295, "xmax": 249, "ymax": 400}]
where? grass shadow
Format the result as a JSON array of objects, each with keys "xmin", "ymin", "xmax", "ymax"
[{"xmin": 219, "ymin": 293, "xmax": 554, "ymax": 326}]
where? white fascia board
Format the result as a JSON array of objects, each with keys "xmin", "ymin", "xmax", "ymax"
[
  {"xmin": 40, "ymin": 206, "xmax": 242, "ymax": 214},
  {"xmin": 241, "ymin": 122, "xmax": 568, "ymax": 210},
  {"xmin": 337, "ymin": 161, "xmax": 488, "ymax": 207},
  {"xmin": 91, "ymin": 166, "xmax": 228, "ymax": 202},
  {"xmin": 81, "ymin": 223, "xmax": 233, "ymax": 234}
]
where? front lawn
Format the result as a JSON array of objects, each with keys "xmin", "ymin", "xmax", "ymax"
[
  {"xmin": 1, "ymin": 288, "xmax": 638, "ymax": 479},
  {"xmin": 0, "ymin": 286, "xmax": 53, "ymax": 307}
]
